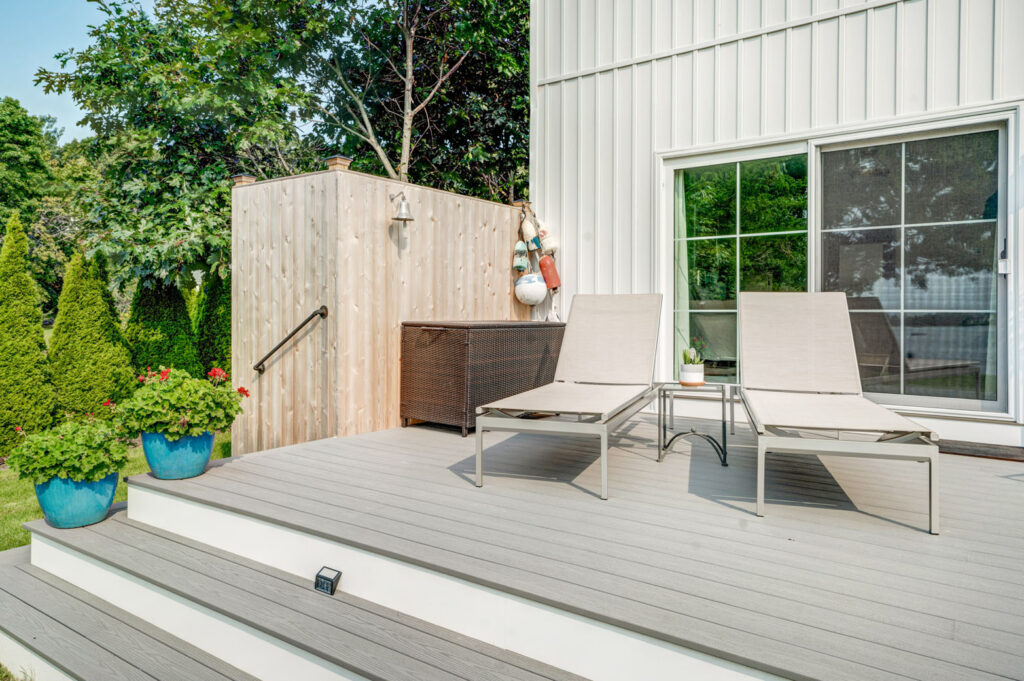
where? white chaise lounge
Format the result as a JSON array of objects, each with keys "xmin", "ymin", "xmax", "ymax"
[
  {"xmin": 475, "ymin": 294, "xmax": 662, "ymax": 500},
  {"xmin": 738, "ymin": 292, "xmax": 940, "ymax": 534}
]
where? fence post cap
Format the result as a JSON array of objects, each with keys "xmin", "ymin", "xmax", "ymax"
[
  {"xmin": 324, "ymin": 155, "xmax": 353, "ymax": 170},
  {"xmin": 232, "ymin": 174, "xmax": 257, "ymax": 186}
]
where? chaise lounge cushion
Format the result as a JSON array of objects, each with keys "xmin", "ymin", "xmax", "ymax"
[
  {"xmin": 742, "ymin": 389, "xmax": 931, "ymax": 436},
  {"xmin": 480, "ymin": 382, "xmax": 652, "ymax": 421}
]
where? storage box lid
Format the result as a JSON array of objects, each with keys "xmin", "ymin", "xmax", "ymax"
[{"xmin": 401, "ymin": 320, "xmax": 565, "ymax": 329}]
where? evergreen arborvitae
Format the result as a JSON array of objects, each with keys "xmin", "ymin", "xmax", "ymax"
[
  {"xmin": 49, "ymin": 253, "xmax": 136, "ymax": 417},
  {"xmin": 0, "ymin": 213, "xmax": 55, "ymax": 450},
  {"xmin": 123, "ymin": 280, "xmax": 202, "ymax": 376},
  {"xmin": 89, "ymin": 251, "xmax": 122, "ymax": 330},
  {"xmin": 196, "ymin": 273, "xmax": 231, "ymax": 374}
]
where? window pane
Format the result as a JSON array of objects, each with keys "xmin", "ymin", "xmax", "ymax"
[
  {"xmin": 681, "ymin": 163, "xmax": 736, "ymax": 237},
  {"xmin": 821, "ymin": 228, "xmax": 900, "ymax": 309},
  {"xmin": 686, "ymin": 238, "xmax": 736, "ymax": 309},
  {"xmin": 904, "ymin": 313, "xmax": 997, "ymax": 401},
  {"xmin": 739, "ymin": 234, "xmax": 807, "ymax": 292},
  {"xmin": 690, "ymin": 312, "xmax": 737, "ymax": 383},
  {"xmin": 904, "ymin": 222, "xmax": 998, "ymax": 311},
  {"xmin": 850, "ymin": 312, "xmax": 902, "ymax": 395},
  {"xmin": 739, "ymin": 155, "xmax": 808, "ymax": 233},
  {"xmin": 905, "ymin": 131, "xmax": 999, "ymax": 224},
  {"xmin": 822, "ymin": 143, "xmax": 902, "ymax": 228}
]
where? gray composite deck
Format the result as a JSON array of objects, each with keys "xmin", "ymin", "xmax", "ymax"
[
  {"xmin": 131, "ymin": 415, "xmax": 1024, "ymax": 681},
  {"xmin": 0, "ymin": 553, "xmax": 257, "ymax": 681},
  {"xmin": 27, "ymin": 512, "xmax": 585, "ymax": 681}
]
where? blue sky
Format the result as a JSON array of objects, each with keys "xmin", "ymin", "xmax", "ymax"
[{"xmin": 0, "ymin": 1, "xmax": 152, "ymax": 142}]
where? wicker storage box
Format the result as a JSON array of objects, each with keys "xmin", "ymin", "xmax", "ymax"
[{"xmin": 401, "ymin": 321, "xmax": 566, "ymax": 436}]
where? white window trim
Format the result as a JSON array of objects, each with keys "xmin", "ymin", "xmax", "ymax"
[{"xmin": 655, "ymin": 103, "xmax": 1023, "ymax": 424}]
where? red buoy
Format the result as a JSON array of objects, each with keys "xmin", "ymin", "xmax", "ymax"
[{"xmin": 538, "ymin": 255, "xmax": 560, "ymax": 291}]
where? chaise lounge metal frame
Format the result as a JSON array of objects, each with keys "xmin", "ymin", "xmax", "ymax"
[{"xmin": 475, "ymin": 294, "xmax": 663, "ymax": 500}]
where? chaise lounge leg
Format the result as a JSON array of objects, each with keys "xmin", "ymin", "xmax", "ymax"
[
  {"xmin": 475, "ymin": 427, "xmax": 485, "ymax": 488},
  {"xmin": 756, "ymin": 441, "xmax": 766, "ymax": 517},
  {"xmin": 600, "ymin": 430, "xmax": 608, "ymax": 500},
  {"xmin": 928, "ymin": 454, "xmax": 940, "ymax": 535}
]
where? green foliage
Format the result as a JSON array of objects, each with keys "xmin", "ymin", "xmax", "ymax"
[
  {"xmin": 195, "ymin": 272, "xmax": 231, "ymax": 374},
  {"xmin": 0, "ymin": 213, "xmax": 56, "ymax": 454},
  {"xmin": 124, "ymin": 281, "xmax": 202, "ymax": 375},
  {"xmin": 116, "ymin": 368, "xmax": 245, "ymax": 440},
  {"xmin": 89, "ymin": 251, "xmax": 122, "ymax": 327},
  {"xmin": 681, "ymin": 347, "xmax": 704, "ymax": 365},
  {"xmin": 36, "ymin": 1, "xmax": 319, "ymax": 289},
  {"xmin": 49, "ymin": 253, "xmax": 136, "ymax": 418},
  {"xmin": 6, "ymin": 418, "xmax": 128, "ymax": 485},
  {"xmin": 0, "ymin": 97, "xmax": 54, "ymax": 225}
]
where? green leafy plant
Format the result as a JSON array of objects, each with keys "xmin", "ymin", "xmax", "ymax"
[
  {"xmin": 0, "ymin": 213, "xmax": 57, "ymax": 455},
  {"xmin": 117, "ymin": 367, "xmax": 247, "ymax": 440},
  {"xmin": 6, "ymin": 418, "xmax": 129, "ymax": 485},
  {"xmin": 681, "ymin": 346, "xmax": 704, "ymax": 365}
]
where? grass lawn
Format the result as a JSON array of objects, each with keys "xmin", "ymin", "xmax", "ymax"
[{"xmin": 0, "ymin": 432, "xmax": 231, "ymax": 553}]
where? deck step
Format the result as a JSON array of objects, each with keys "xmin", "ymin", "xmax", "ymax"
[
  {"xmin": 25, "ymin": 512, "xmax": 586, "ymax": 681},
  {"xmin": 0, "ymin": 562, "xmax": 256, "ymax": 681}
]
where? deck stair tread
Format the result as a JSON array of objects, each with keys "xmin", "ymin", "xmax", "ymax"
[
  {"xmin": 26, "ymin": 512, "xmax": 586, "ymax": 681},
  {"xmin": 125, "ymin": 421, "xmax": 1024, "ymax": 681},
  {"xmin": 0, "ymin": 562, "xmax": 257, "ymax": 681}
]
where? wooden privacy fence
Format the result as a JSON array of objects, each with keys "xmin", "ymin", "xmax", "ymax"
[{"xmin": 230, "ymin": 166, "xmax": 528, "ymax": 455}]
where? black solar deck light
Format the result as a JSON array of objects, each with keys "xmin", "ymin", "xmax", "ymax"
[{"xmin": 315, "ymin": 567, "xmax": 342, "ymax": 595}]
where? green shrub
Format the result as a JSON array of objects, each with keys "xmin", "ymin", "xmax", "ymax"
[
  {"xmin": 49, "ymin": 253, "xmax": 136, "ymax": 418},
  {"xmin": 124, "ymin": 280, "xmax": 202, "ymax": 375},
  {"xmin": 89, "ymin": 251, "xmax": 122, "ymax": 330},
  {"xmin": 7, "ymin": 417, "xmax": 128, "ymax": 485},
  {"xmin": 195, "ymin": 272, "xmax": 231, "ymax": 374},
  {"xmin": 0, "ymin": 213, "xmax": 56, "ymax": 453},
  {"xmin": 117, "ymin": 367, "xmax": 246, "ymax": 439}
]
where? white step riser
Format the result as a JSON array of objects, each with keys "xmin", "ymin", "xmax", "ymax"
[
  {"xmin": 29, "ymin": 536, "xmax": 370, "ymax": 681},
  {"xmin": 0, "ymin": 627, "xmax": 76, "ymax": 681},
  {"xmin": 128, "ymin": 485, "xmax": 782, "ymax": 681}
]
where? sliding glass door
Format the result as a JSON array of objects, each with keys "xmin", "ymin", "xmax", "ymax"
[{"xmin": 819, "ymin": 128, "xmax": 1006, "ymax": 411}]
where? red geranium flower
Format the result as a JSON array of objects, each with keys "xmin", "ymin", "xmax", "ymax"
[
  {"xmin": 237, "ymin": 386, "xmax": 250, "ymax": 398},
  {"xmin": 14, "ymin": 426, "xmax": 22, "ymax": 432},
  {"xmin": 208, "ymin": 367, "xmax": 228, "ymax": 381},
  {"xmin": 138, "ymin": 375, "xmax": 146, "ymax": 383},
  {"xmin": 102, "ymin": 399, "xmax": 113, "ymax": 407},
  {"xmin": 159, "ymin": 368, "xmax": 172, "ymax": 381}
]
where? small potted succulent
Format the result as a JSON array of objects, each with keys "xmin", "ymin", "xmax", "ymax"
[
  {"xmin": 7, "ymin": 418, "xmax": 129, "ymax": 528},
  {"xmin": 117, "ymin": 367, "xmax": 247, "ymax": 480},
  {"xmin": 679, "ymin": 346, "xmax": 705, "ymax": 386}
]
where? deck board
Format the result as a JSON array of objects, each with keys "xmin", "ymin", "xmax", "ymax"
[{"xmin": 129, "ymin": 415, "xmax": 1024, "ymax": 681}]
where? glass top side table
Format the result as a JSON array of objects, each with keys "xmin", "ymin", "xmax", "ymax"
[{"xmin": 656, "ymin": 383, "xmax": 728, "ymax": 466}]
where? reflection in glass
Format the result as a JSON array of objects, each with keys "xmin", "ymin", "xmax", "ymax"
[
  {"xmin": 904, "ymin": 313, "xmax": 996, "ymax": 401},
  {"xmin": 739, "ymin": 155, "xmax": 808, "ymax": 233},
  {"xmin": 682, "ymin": 163, "xmax": 736, "ymax": 237},
  {"xmin": 822, "ymin": 143, "xmax": 902, "ymax": 228},
  {"xmin": 689, "ymin": 312, "xmax": 737, "ymax": 383},
  {"xmin": 850, "ymin": 312, "xmax": 902, "ymax": 394},
  {"xmin": 821, "ymin": 228, "xmax": 900, "ymax": 309},
  {"xmin": 739, "ymin": 234, "xmax": 807, "ymax": 292},
  {"xmin": 686, "ymin": 239, "xmax": 736, "ymax": 309},
  {"xmin": 904, "ymin": 222, "xmax": 997, "ymax": 311},
  {"xmin": 905, "ymin": 131, "xmax": 998, "ymax": 224}
]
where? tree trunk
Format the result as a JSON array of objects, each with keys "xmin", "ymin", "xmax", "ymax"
[{"xmin": 399, "ymin": 30, "xmax": 415, "ymax": 183}]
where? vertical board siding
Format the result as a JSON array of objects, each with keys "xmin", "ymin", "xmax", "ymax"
[
  {"xmin": 532, "ymin": 0, "xmax": 1021, "ymax": 304},
  {"xmin": 231, "ymin": 171, "xmax": 527, "ymax": 454}
]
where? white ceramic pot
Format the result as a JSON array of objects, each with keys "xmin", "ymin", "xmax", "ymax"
[{"xmin": 679, "ymin": 363, "xmax": 705, "ymax": 386}]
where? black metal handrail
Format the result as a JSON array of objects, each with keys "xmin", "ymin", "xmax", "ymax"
[{"xmin": 253, "ymin": 306, "xmax": 328, "ymax": 374}]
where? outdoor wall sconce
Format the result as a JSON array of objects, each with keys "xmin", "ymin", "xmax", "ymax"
[{"xmin": 390, "ymin": 191, "xmax": 414, "ymax": 223}]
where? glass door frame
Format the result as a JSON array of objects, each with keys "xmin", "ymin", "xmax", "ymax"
[
  {"xmin": 810, "ymin": 113, "xmax": 1015, "ymax": 419},
  {"xmin": 656, "ymin": 106, "xmax": 1020, "ymax": 423}
]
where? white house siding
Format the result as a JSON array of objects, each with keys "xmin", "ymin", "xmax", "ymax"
[{"xmin": 531, "ymin": 0, "xmax": 1024, "ymax": 443}]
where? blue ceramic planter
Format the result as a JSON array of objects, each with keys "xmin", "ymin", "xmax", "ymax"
[
  {"xmin": 35, "ymin": 472, "xmax": 119, "ymax": 529},
  {"xmin": 141, "ymin": 431, "xmax": 215, "ymax": 480}
]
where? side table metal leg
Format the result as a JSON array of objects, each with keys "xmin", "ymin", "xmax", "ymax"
[{"xmin": 729, "ymin": 385, "xmax": 736, "ymax": 435}]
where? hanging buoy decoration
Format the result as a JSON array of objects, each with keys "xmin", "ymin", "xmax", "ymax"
[
  {"xmin": 513, "ymin": 240, "xmax": 529, "ymax": 272},
  {"xmin": 538, "ymin": 254, "xmax": 560, "ymax": 291},
  {"xmin": 514, "ymin": 273, "xmax": 548, "ymax": 306},
  {"xmin": 537, "ymin": 223, "xmax": 559, "ymax": 255},
  {"xmin": 520, "ymin": 211, "xmax": 542, "ymax": 251}
]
